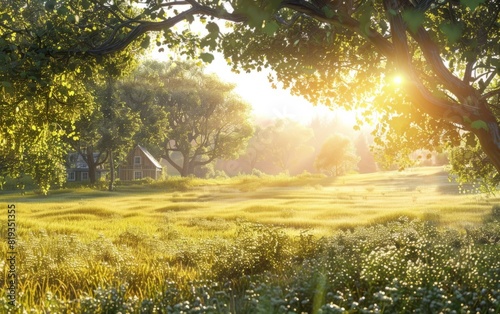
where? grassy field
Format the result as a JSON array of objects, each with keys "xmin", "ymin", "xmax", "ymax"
[
  {"xmin": 1, "ymin": 166, "xmax": 496, "ymax": 239},
  {"xmin": 0, "ymin": 167, "xmax": 499, "ymax": 313}
]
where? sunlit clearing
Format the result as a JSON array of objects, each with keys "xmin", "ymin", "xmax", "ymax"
[{"xmin": 393, "ymin": 75, "xmax": 404, "ymax": 85}]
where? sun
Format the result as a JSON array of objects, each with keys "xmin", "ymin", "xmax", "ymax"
[{"xmin": 392, "ymin": 75, "xmax": 404, "ymax": 85}]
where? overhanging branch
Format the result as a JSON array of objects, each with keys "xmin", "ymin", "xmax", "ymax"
[{"xmin": 87, "ymin": 6, "xmax": 202, "ymax": 55}]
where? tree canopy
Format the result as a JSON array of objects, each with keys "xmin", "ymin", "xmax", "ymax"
[
  {"xmin": 123, "ymin": 61, "xmax": 253, "ymax": 177},
  {"xmin": 0, "ymin": 0, "xmax": 145, "ymax": 192},
  {"xmin": 315, "ymin": 133, "xmax": 359, "ymax": 176},
  {"xmin": 71, "ymin": 77, "xmax": 142, "ymax": 188},
  {"xmin": 251, "ymin": 119, "xmax": 314, "ymax": 174},
  {"xmin": 2, "ymin": 0, "xmax": 500, "ymax": 190}
]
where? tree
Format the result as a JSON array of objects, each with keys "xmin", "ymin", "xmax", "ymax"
[
  {"xmin": 315, "ymin": 133, "xmax": 359, "ymax": 176},
  {"xmin": 218, "ymin": 0, "xmax": 500, "ymax": 187},
  {"xmin": 355, "ymin": 134, "xmax": 378, "ymax": 173},
  {"xmin": 3, "ymin": 0, "xmax": 500, "ymax": 189},
  {"xmin": 71, "ymin": 77, "xmax": 141, "ymax": 189},
  {"xmin": 117, "ymin": 66, "xmax": 171, "ymax": 154},
  {"xmin": 0, "ymin": 0, "xmax": 144, "ymax": 192},
  {"xmin": 261, "ymin": 119, "xmax": 315, "ymax": 174},
  {"xmin": 234, "ymin": 125, "xmax": 274, "ymax": 173},
  {"xmin": 230, "ymin": 119, "xmax": 315, "ymax": 174},
  {"xmin": 129, "ymin": 61, "xmax": 253, "ymax": 177}
]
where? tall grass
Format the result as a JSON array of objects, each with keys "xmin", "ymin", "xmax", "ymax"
[
  {"xmin": 1, "ymin": 167, "xmax": 499, "ymax": 312},
  {"xmin": 1, "ymin": 219, "xmax": 499, "ymax": 313}
]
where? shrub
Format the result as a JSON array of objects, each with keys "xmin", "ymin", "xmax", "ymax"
[
  {"xmin": 211, "ymin": 223, "xmax": 293, "ymax": 281},
  {"xmin": 491, "ymin": 204, "xmax": 500, "ymax": 220}
]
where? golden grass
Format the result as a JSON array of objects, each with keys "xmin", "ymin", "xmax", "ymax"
[{"xmin": 0, "ymin": 166, "xmax": 495, "ymax": 242}]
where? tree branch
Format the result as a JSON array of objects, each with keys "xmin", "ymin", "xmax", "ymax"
[
  {"xmin": 463, "ymin": 59, "xmax": 475, "ymax": 84},
  {"xmin": 483, "ymin": 88, "xmax": 500, "ymax": 100},
  {"xmin": 87, "ymin": 6, "xmax": 202, "ymax": 55},
  {"xmin": 479, "ymin": 71, "xmax": 498, "ymax": 94},
  {"xmin": 162, "ymin": 151, "xmax": 183, "ymax": 174},
  {"xmin": 411, "ymin": 27, "xmax": 473, "ymax": 100}
]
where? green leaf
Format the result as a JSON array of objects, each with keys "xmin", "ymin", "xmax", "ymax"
[
  {"xmin": 322, "ymin": 6, "xmax": 335, "ymax": 19},
  {"xmin": 1, "ymin": 81, "xmax": 13, "ymax": 93},
  {"xmin": 440, "ymin": 22, "xmax": 463, "ymax": 43},
  {"xmin": 81, "ymin": 0, "xmax": 91, "ymax": 10},
  {"xmin": 263, "ymin": 20, "xmax": 279, "ymax": 36},
  {"xmin": 140, "ymin": 35, "xmax": 150, "ymax": 49},
  {"xmin": 67, "ymin": 14, "xmax": 79, "ymax": 24},
  {"xmin": 359, "ymin": 5, "xmax": 374, "ymax": 36},
  {"xmin": 460, "ymin": 0, "xmax": 486, "ymax": 11},
  {"xmin": 206, "ymin": 22, "xmax": 220, "ymax": 35},
  {"xmin": 471, "ymin": 120, "xmax": 488, "ymax": 131},
  {"xmin": 1, "ymin": 81, "xmax": 12, "ymax": 88},
  {"xmin": 57, "ymin": 6, "xmax": 69, "ymax": 16},
  {"xmin": 402, "ymin": 9, "xmax": 425, "ymax": 33},
  {"xmin": 45, "ymin": 0, "xmax": 56, "ymax": 11},
  {"xmin": 200, "ymin": 52, "xmax": 214, "ymax": 63}
]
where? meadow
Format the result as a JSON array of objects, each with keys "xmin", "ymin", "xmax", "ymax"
[{"xmin": 0, "ymin": 167, "xmax": 499, "ymax": 313}]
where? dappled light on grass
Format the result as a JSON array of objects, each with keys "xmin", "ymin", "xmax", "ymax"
[{"xmin": 1, "ymin": 167, "xmax": 495, "ymax": 240}]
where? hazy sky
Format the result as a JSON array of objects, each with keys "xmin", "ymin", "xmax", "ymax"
[
  {"xmin": 148, "ymin": 18, "xmax": 357, "ymax": 126},
  {"xmin": 150, "ymin": 49, "xmax": 360, "ymax": 127},
  {"xmin": 204, "ymin": 54, "xmax": 345, "ymax": 125}
]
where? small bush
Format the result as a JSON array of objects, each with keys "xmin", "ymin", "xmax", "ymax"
[
  {"xmin": 211, "ymin": 223, "xmax": 293, "ymax": 281},
  {"xmin": 251, "ymin": 168, "xmax": 266, "ymax": 177},
  {"xmin": 491, "ymin": 204, "xmax": 500, "ymax": 219},
  {"xmin": 151, "ymin": 177, "xmax": 194, "ymax": 191}
]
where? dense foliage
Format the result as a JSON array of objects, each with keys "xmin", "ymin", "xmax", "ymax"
[
  {"xmin": 1, "ymin": 218, "xmax": 498, "ymax": 313},
  {"xmin": 0, "ymin": 0, "xmax": 145, "ymax": 192},
  {"xmin": 219, "ymin": 0, "xmax": 500, "ymax": 189},
  {"xmin": 3, "ymin": 0, "xmax": 500, "ymax": 190}
]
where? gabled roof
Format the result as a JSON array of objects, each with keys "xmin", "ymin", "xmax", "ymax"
[
  {"xmin": 136, "ymin": 145, "xmax": 162, "ymax": 169},
  {"xmin": 67, "ymin": 152, "xmax": 102, "ymax": 169}
]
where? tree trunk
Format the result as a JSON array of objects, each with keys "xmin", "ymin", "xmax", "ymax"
[
  {"xmin": 86, "ymin": 149, "xmax": 97, "ymax": 184},
  {"xmin": 163, "ymin": 151, "xmax": 185, "ymax": 177},
  {"xmin": 180, "ymin": 160, "xmax": 195, "ymax": 177},
  {"xmin": 383, "ymin": 0, "xmax": 500, "ymax": 177},
  {"xmin": 108, "ymin": 150, "xmax": 115, "ymax": 191},
  {"xmin": 474, "ymin": 126, "xmax": 500, "ymax": 176}
]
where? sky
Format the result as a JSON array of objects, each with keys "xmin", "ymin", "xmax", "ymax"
[{"xmin": 202, "ymin": 54, "xmax": 351, "ymax": 125}]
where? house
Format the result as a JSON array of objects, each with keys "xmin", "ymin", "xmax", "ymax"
[
  {"xmin": 66, "ymin": 152, "xmax": 107, "ymax": 182},
  {"xmin": 118, "ymin": 145, "xmax": 162, "ymax": 180}
]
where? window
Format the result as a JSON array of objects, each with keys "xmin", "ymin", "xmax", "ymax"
[
  {"xmin": 134, "ymin": 171, "xmax": 142, "ymax": 180},
  {"xmin": 134, "ymin": 156, "xmax": 141, "ymax": 165},
  {"xmin": 67, "ymin": 171, "xmax": 75, "ymax": 181},
  {"xmin": 81, "ymin": 172, "xmax": 89, "ymax": 181}
]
